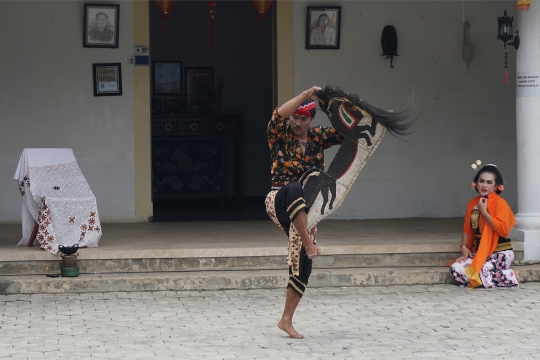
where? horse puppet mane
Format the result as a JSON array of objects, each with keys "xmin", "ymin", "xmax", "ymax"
[
  {"xmin": 314, "ymin": 85, "xmax": 416, "ymax": 136},
  {"xmin": 300, "ymin": 85, "xmax": 416, "ymax": 231}
]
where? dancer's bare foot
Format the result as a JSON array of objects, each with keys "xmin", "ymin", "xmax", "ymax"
[
  {"xmin": 278, "ymin": 319, "xmax": 304, "ymax": 339},
  {"xmin": 515, "ymin": 269, "xmax": 520, "ymax": 283},
  {"xmin": 305, "ymin": 244, "xmax": 322, "ymax": 259}
]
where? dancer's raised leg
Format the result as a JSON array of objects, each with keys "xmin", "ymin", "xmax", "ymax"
[{"xmin": 292, "ymin": 210, "xmax": 321, "ymax": 259}]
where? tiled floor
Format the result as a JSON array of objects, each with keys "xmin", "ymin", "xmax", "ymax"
[{"xmin": 0, "ymin": 218, "xmax": 477, "ymax": 261}]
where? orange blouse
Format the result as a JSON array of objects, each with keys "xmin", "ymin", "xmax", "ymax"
[{"xmin": 463, "ymin": 192, "xmax": 516, "ymax": 288}]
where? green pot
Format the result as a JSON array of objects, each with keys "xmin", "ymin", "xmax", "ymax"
[{"xmin": 61, "ymin": 267, "xmax": 80, "ymax": 277}]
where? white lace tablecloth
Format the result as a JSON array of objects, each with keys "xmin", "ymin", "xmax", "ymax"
[{"xmin": 13, "ymin": 148, "xmax": 101, "ymax": 255}]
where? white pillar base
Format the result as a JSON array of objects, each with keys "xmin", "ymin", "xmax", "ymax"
[
  {"xmin": 515, "ymin": 214, "xmax": 540, "ymax": 230},
  {"xmin": 511, "ymin": 228, "xmax": 540, "ymax": 261}
]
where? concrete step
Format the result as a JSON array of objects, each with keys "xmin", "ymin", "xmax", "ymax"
[
  {"xmin": 0, "ymin": 246, "xmax": 525, "ymax": 276},
  {"xmin": 1, "ymin": 264, "xmax": 537, "ymax": 294},
  {"xmin": 0, "ymin": 253, "xmax": 460, "ymax": 275}
]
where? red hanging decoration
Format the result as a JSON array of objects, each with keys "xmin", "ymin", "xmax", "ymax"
[
  {"xmin": 153, "ymin": 0, "xmax": 177, "ymax": 35},
  {"xmin": 504, "ymin": 45, "xmax": 509, "ymax": 84},
  {"xmin": 250, "ymin": 0, "xmax": 273, "ymax": 35},
  {"xmin": 210, "ymin": 2, "xmax": 216, "ymax": 46}
]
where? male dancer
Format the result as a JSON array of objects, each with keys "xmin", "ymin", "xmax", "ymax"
[{"xmin": 265, "ymin": 86, "xmax": 343, "ymax": 338}]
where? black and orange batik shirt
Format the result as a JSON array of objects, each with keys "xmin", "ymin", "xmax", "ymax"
[{"xmin": 267, "ymin": 109, "xmax": 343, "ymax": 185}]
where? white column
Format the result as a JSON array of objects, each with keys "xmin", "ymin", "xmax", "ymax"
[{"xmin": 513, "ymin": 2, "xmax": 540, "ymax": 260}]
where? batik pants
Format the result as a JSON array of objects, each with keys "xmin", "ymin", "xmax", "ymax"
[
  {"xmin": 449, "ymin": 250, "xmax": 519, "ymax": 288},
  {"xmin": 265, "ymin": 182, "xmax": 317, "ymax": 297}
]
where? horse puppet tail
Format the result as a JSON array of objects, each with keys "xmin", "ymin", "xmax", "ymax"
[{"xmin": 359, "ymin": 98, "xmax": 416, "ymax": 137}]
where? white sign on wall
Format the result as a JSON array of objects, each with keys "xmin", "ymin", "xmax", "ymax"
[{"xmin": 517, "ymin": 72, "xmax": 540, "ymax": 97}]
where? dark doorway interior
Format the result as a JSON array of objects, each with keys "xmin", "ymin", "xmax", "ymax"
[
  {"xmin": 152, "ymin": 197, "xmax": 267, "ymax": 222},
  {"xmin": 150, "ymin": 1, "xmax": 273, "ymax": 221}
]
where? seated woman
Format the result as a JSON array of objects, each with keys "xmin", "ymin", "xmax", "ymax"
[{"xmin": 449, "ymin": 163, "xmax": 520, "ymax": 288}]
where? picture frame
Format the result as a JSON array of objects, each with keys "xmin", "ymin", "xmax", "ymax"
[
  {"xmin": 154, "ymin": 61, "xmax": 182, "ymax": 95},
  {"xmin": 83, "ymin": 3, "xmax": 120, "ymax": 48},
  {"xmin": 93, "ymin": 63, "xmax": 122, "ymax": 96},
  {"xmin": 185, "ymin": 67, "xmax": 214, "ymax": 104},
  {"xmin": 305, "ymin": 6, "xmax": 341, "ymax": 50}
]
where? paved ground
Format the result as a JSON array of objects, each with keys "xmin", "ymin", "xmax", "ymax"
[{"xmin": 1, "ymin": 284, "xmax": 540, "ymax": 359}]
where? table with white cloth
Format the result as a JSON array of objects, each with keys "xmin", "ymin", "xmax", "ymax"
[{"xmin": 13, "ymin": 148, "xmax": 101, "ymax": 255}]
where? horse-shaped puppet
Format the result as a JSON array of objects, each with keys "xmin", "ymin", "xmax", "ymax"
[{"xmin": 299, "ymin": 85, "xmax": 416, "ymax": 231}]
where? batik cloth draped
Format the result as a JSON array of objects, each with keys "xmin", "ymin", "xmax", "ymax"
[
  {"xmin": 462, "ymin": 192, "xmax": 516, "ymax": 288},
  {"xmin": 14, "ymin": 148, "xmax": 101, "ymax": 255},
  {"xmin": 265, "ymin": 189, "xmax": 316, "ymax": 277}
]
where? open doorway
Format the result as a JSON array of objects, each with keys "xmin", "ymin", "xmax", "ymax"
[{"xmin": 149, "ymin": 1, "xmax": 273, "ymax": 221}]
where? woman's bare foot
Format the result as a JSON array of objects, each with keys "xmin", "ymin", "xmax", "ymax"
[
  {"xmin": 515, "ymin": 269, "xmax": 520, "ymax": 283},
  {"xmin": 305, "ymin": 244, "xmax": 322, "ymax": 259},
  {"xmin": 278, "ymin": 320, "xmax": 304, "ymax": 339}
]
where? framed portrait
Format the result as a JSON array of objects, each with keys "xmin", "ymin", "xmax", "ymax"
[
  {"xmin": 83, "ymin": 3, "xmax": 120, "ymax": 48},
  {"xmin": 185, "ymin": 67, "xmax": 214, "ymax": 104},
  {"xmin": 305, "ymin": 6, "xmax": 341, "ymax": 50},
  {"xmin": 93, "ymin": 63, "xmax": 122, "ymax": 96},
  {"xmin": 154, "ymin": 61, "xmax": 182, "ymax": 95}
]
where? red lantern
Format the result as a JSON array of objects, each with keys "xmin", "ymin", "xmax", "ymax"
[
  {"xmin": 210, "ymin": 2, "xmax": 216, "ymax": 46},
  {"xmin": 154, "ymin": 0, "xmax": 177, "ymax": 35},
  {"xmin": 250, "ymin": 0, "xmax": 273, "ymax": 35}
]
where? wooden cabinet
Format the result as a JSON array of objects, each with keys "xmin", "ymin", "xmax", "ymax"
[{"xmin": 151, "ymin": 114, "xmax": 242, "ymax": 203}]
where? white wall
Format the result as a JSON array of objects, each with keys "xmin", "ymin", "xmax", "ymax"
[
  {"xmin": 0, "ymin": 0, "xmax": 520, "ymax": 223},
  {"xmin": 294, "ymin": 1, "xmax": 518, "ymax": 219},
  {"xmin": 0, "ymin": 1, "xmax": 139, "ymax": 223}
]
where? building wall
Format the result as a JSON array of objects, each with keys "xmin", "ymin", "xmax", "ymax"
[
  {"xmin": 0, "ymin": 1, "xmax": 139, "ymax": 223},
  {"xmin": 292, "ymin": 1, "xmax": 518, "ymax": 219},
  {"xmin": 0, "ymin": 1, "xmax": 519, "ymax": 223}
]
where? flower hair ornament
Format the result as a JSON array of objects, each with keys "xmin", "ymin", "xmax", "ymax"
[
  {"xmin": 471, "ymin": 160, "xmax": 482, "ymax": 189},
  {"xmin": 471, "ymin": 159, "xmax": 483, "ymax": 171},
  {"xmin": 471, "ymin": 159, "xmax": 498, "ymax": 171},
  {"xmin": 470, "ymin": 159, "xmax": 504, "ymax": 192}
]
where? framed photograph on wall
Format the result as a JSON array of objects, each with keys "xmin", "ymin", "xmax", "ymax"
[
  {"xmin": 93, "ymin": 63, "xmax": 122, "ymax": 96},
  {"xmin": 154, "ymin": 61, "xmax": 183, "ymax": 95},
  {"xmin": 83, "ymin": 3, "xmax": 120, "ymax": 48},
  {"xmin": 185, "ymin": 67, "xmax": 214, "ymax": 104},
  {"xmin": 305, "ymin": 6, "xmax": 341, "ymax": 50}
]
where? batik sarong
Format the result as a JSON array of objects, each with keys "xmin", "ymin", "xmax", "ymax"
[
  {"xmin": 449, "ymin": 250, "xmax": 519, "ymax": 288},
  {"xmin": 265, "ymin": 185, "xmax": 317, "ymax": 296}
]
